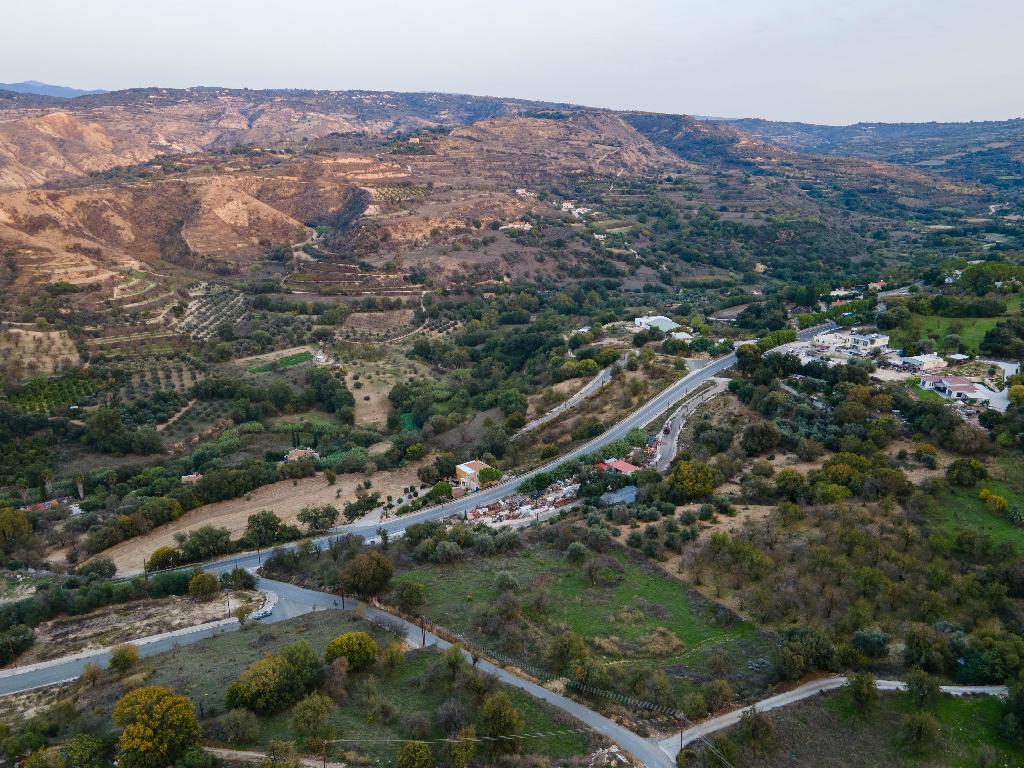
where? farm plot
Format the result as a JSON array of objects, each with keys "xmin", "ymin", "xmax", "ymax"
[
  {"xmin": 0, "ymin": 369, "xmax": 104, "ymax": 414},
  {"xmin": 114, "ymin": 357, "xmax": 203, "ymax": 402},
  {"xmin": 248, "ymin": 350, "xmax": 314, "ymax": 373},
  {"xmin": 176, "ymin": 286, "xmax": 247, "ymax": 340},
  {"xmin": 0, "ymin": 327, "xmax": 81, "ymax": 378},
  {"xmin": 340, "ymin": 309, "xmax": 417, "ymax": 340}
]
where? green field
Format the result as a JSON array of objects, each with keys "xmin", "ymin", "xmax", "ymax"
[
  {"xmin": 248, "ymin": 350, "xmax": 314, "ymax": 373},
  {"xmin": 937, "ymin": 457, "xmax": 1024, "ymax": 551},
  {"xmin": 394, "ymin": 545, "xmax": 761, "ymax": 696},
  {"xmin": 1, "ymin": 370, "xmax": 101, "ymax": 414},
  {"xmin": 895, "ymin": 296, "xmax": 1022, "ymax": 354},
  {"xmin": 911, "ymin": 384, "xmax": 946, "ymax": 403},
  {"xmin": 141, "ymin": 611, "xmax": 589, "ymax": 763},
  {"xmin": 823, "ymin": 689, "xmax": 1021, "ymax": 768}
]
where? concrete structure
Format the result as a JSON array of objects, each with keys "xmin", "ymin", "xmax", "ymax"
[
  {"xmin": 180, "ymin": 472, "xmax": 203, "ymax": 484},
  {"xmin": 670, "ymin": 331, "xmax": 695, "ymax": 342},
  {"xmin": 902, "ymin": 353, "xmax": 947, "ymax": 372},
  {"xmin": 455, "ymin": 459, "xmax": 492, "ymax": 490},
  {"xmin": 848, "ymin": 332, "xmax": 889, "ymax": 351},
  {"xmin": 634, "ymin": 315, "xmax": 680, "ymax": 333}
]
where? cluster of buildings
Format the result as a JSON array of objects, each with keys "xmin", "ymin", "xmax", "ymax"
[{"xmin": 464, "ymin": 480, "xmax": 579, "ymax": 527}]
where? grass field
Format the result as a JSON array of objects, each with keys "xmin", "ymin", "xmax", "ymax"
[
  {"xmin": 706, "ymin": 687, "xmax": 1022, "ymax": 768},
  {"xmin": 142, "ymin": 611, "xmax": 590, "ymax": 763},
  {"xmin": 248, "ymin": 350, "xmax": 314, "ymax": 373},
  {"xmin": 937, "ymin": 457, "xmax": 1024, "ymax": 552},
  {"xmin": 911, "ymin": 384, "xmax": 946, "ymax": 403},
  {"xmin": 895, "ymin": 295, "xmax": 1022, "ymax": 354},
  {"xmin": 393, "ymin": 545, "xmax": 763, "ymax": 699}
]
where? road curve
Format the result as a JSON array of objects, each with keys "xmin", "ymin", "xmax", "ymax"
[{"xmin": 657, "ymin": 675, "xmax": 1009, "ymax": 757}]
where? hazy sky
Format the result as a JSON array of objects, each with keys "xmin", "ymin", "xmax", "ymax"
[{"xmin": 3, "ymin": 0, "xmax": 1022, "ymax": 124}]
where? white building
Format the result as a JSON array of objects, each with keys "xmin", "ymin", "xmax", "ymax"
[
  {"xmin": 670, "ymin": 331, "xmax": 695, "ymax": 342},
  {"xmin": 902, "ymin": 353, "xmax": 947, "ymax": 372},
  {"xmin": 847, "ymin": 333, "xmax": 889, "ymax": 351},
  {"xmin": 634, "ymin": 315, "xmax": 680, "ymax": 333}
]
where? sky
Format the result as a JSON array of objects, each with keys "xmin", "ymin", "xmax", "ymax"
[{"xmin": 2, "ymin": 0, "xmax": 1022, "ymax": 124}]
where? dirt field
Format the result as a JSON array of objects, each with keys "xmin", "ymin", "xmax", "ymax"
[
  {"xmin": 12, "ymin": 590, "xmax": 264, "ymax": 665},
  {"xmin": 104, "ymin": 463, "xmax": 425, "ymax": 575},
  {"xmin": 0, "ymin": 327, "xmax": 80, "ymax": 377},
  {"xmin": 0, "ymin": 681, "xmax": 74, "ymax": 725},
  {"xmin": 342, "ymin": 309, "xmax": 416, "ymax": 337}
]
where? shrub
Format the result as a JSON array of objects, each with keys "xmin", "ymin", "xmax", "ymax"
[
  {"xmin": 291, "ymin": 692, "xmax": 335, "ymax": 749},
  {"xmin": 905, "ymin": 668, "xmax": 941, "ymax": 710},
  {"xmin": 187, "ymin": 571, "xmax": 220, "ymax": 600},
  {"xmin": 847, "ymin": 672, "xmax": 878, "ymax": 711},
  {"xmin": 324, "ymin": 631, "xmax": 377, "ymax": 671},
  {"xmin": 393, "ymin": 581, "xmax": 426, "ymax": 614},
  {"xmin": 146, "ymin": 546, "xmax": 180, "ymax": 572},
  {"xmin": 396, "ymin": 741, "xmax": 434, "ymax": 768},
  {"xmin": 341, "ymin": 551, "xmax": 393, "ymax": 596},
  {"xmin": 478, "ymin": 691, "xmax": 524, "ymax": 755},
  {"xmin": 221, "ymin": 708, "xmax": 259, "ymax": 745},
  {"xmin": 108, "ymin": 643, "xmax": 141, "ymax": 673},
  {"xmin": 900, "ymin": 712, "xmax": 941, "ymax": 755},
  {"xmin": 78, "ymin": 556, "xmax": 116, "ymax": 579},
  {"xmin": 565, "ymin": 541, "xmax": 590, "ymax": 563}
]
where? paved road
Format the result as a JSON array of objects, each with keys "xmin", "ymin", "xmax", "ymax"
[
  {"xmin": 515, "ymin": 353, "xmax": 625, "ymax": 437},
  {"xmin": 657, "ymin": 675, "xmax": 1009, "ymax": 757},
  {"xmin": 654, "ymin": 378, "xmax": 728, "ymax": 472},
  {"xmin": 149, "ymin": 324, "xmax": 837, "ymax": 582}
]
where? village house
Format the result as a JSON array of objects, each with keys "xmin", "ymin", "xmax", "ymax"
[
  {"xmin": 595, "ymin": 459, "xmax": 640, "ymax": 474},
  {"xmin": 456, "ymin": 459, "xmax": 492, "ymax": 490},
  {"xmin": 634, "ymin": 315, "xmax": 680, "ymax": 333},
  {"xmin": 285, "ymin": 447, "xmax": 320, "ymax": 462}
]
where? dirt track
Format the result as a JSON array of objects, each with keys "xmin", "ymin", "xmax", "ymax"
[{"xmin": 104, "ymin": 463, "xmax": 424, "ymax": 575}]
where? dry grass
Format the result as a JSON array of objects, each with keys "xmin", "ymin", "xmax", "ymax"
[{"xmin": 103, "ymin": 463, "xmax": 425, "ymax": 575}]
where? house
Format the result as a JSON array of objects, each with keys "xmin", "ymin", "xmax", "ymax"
[
  {"xmin": 456, "ymin": 459, "xmax": 492, "ymax": 490},
  {"xmin": 848, "ymin": 332, "xmax": 889, "ymax": 351},
  {"xmin": 180, "ymin": 472, "xmax": 203, "ymax": 485},
  {"xmin": 868, "ymin": 280, "xmax": 887, "ymax": 291},
  {"xmin": 560, "ymin": 201, "xmax": 575, "ymax": 211},
  {"xmin": 919, "ymin": 375, "xmax": 979, "ymax": 401},
  {"xmin": 670, "ymin": 331, "xmax": 695, "ymax": 342},
  {"xmin": 499, "ymin": 221, "xmax": 533, "ymax": 232},
  {"xmin": 902, "ymin": 353, "xmax": 947, "ymax": 372},
  {"xmin": 947, "ymin": 353, "xmax": 970, "ymax": 362},
  {"xmin": 597, "ymin": 459, "xmax": 640, "ymax": 475},
  {"xmin": 634, "ymin": 315, "xmax": 680, "ymax": 333},
  {"xmin": 599, "ymin": 486, "xmax": 639, "ymax": 506},
  {"xmin": 514, "ymin": 188, "xmax": 537, "ymax": 198},
  {"xmin": 285, "ymin": 447, "xmax": 320, "ymax": 462}
]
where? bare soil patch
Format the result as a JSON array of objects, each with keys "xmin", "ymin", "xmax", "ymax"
[
  {"xmin": 11, "ymin": 591, "xmax": 264, "ymax": 665},
  {"xmin": 103, "ymin": 463, "xmax": 425, "ymax": 575}
]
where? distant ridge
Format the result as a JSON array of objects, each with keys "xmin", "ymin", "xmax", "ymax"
[{"xmin": 0, "ymin": 80, "xmax": 108, "ymax": 98}]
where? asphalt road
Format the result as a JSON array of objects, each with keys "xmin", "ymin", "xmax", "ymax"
[{"xmin": 657, "ymin": 675, "xmax": 1008, "ymax": 756}]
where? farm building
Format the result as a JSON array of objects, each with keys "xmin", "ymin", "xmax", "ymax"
[
  {"xmin": 599, "ymin": 486, "xmax": 639, "ymax": 506},
  {"xmin": 902, "ymin": 353, "xmax": 947, "ymax": 372}
]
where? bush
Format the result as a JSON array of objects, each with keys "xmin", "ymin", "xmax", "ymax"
[
  {"xmin": 78, "ymin": 556, "xmax": 117, "ymax": 579},
  {"xmin": 108, "ymin": 643, "xmax": 140, "ymax": 673},
  {"xmin": 187, "ymin": 571, "xmax": 220, "ymax": 600},
  {"xmin": 393, "ymin": 581, "xmax": 426, "ymax": 614},
  {"xmin": 847, "ymin": 672, "xmax": 878, "ymax": 711},
  {"xmin": 900, "ymin": 712, "xmax": 941, "ymax": 755},
  {"xmin": 221, "ymin": 708, "xmax": 259, "ymax": 745},
  {"xmin": 113, "ymin": 686, "xmax": 200, "ymax": 768},
  {"xmin": 565, "ymin": 541, "xmax": 590, "ymax": 563},
  {"xmin": 341, "ymin": 551, "xmax": 393, "ymax": 596},
  {"xmin": 396, "ymin": 741, "xmax": 434, "ymax": 768},
  {"xmin": 324, "ymin": 631, "xmax": 377, "ymax": 671}
]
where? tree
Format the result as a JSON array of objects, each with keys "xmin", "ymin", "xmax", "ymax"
[
  {"xmin": 478, "ymin": 691, "xmax": 524, "ymax": 755},
  {"xmin": 905, "ymin": 668, "xmax": 941, "ymax": 710},
  {"xmin": 187, "ymin": 571, "xmax": 220, "ymax": 600},
  {"xmin": 847, "ymin": 672, "xmax": 878, "ymax": 711},
  {"xmin": 297, "ymin": 504, "xmax": 339, "ymax": 533},
  {"xmin": 108, "ymin": 643, "xmax": 140, "ymax": 673},
  {"xmin": 245, "ymin": 511, "xmax": 282, "ymax": 547},
  {"xmin": 740, "ymin": 422, "xmax": 780, "ymax": 456},
  {"xmin": 291, "ymin": 692, "xmax": 335, "ymax": 750},
  {"xmin": 58, "ymin": 734, "xmax": 109, "ymax": 768},
  {"xmin": 445, "ymin": 728, "xmax": 476, "ymax": 768},
  {"xmin": 393, "ymin": 581, "xmax": 426, "ymax": 615},
  {"xmin": 341, "ymin": 551, "xmax": 393, "ymax": 596},
  {"xmin": 113, "ymin": 686, "xmax": 200, "ymax": 768},
  {"xmin": 78, "ymin": 556, "xmax": 116, "ymax": 579},
  {"xmin": 146, "ymin": 546, "xmax": 179, "ymax": 572},
  {"xmin": 396, "ymin": 741, "xmax": 434, "ymax": 768},
  {"xmin": 431, "ymin": 481, "xmax": 453, "ymax": 501},
  {"xmin": 668, "ymin": 460, "xmax": 717, "ymax": 502},
  {"xmin": 324, "ymin": 631, "xmax": 377, "ymax": 671},
  {"xmin": 0, "ymin": 507, "xmax": 31, "ymax": 553},
  {"xmin": 477, "ymin": 466, "xmax": 503, "ymax": 486},
  {"xmin": 226, "ymin": 654, "xmax": 307, "ymax": 714}
]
